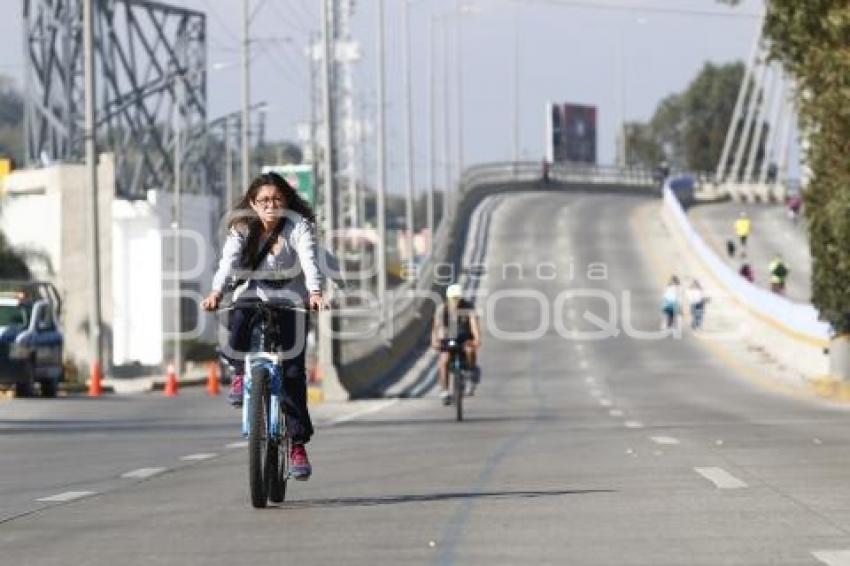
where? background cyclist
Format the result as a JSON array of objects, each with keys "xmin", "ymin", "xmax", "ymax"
[{"xmin": 431, "ymin": 283, "xmax": 482, "ymax": 404}]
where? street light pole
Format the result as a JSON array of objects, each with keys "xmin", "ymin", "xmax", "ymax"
[
  {"xmin": 402, "ymin": 0, "xmax": 416, "ymax": 277},
  {"xmin": 82, "ymin": 0, "xmax": 103, "ymax": 381},
  {"xmin": 241, "ymin": 0, "xmax": 251, "ymax": 191},
  {"xmin": 455, "ymin": 0, "xmax": 464, "ymax": 189},
  {"xmin": 513, "ymin": 8, "xmax": 520, "ymax": 164},
  {"xmin": 375, "ymin": 0, "xmax": 387, "ymax": 306},
  {"xmin": 427, "ymin": 15, "xmax": 436, "ymax": 247},
  {"xmin": 441, "ymin": 17, "xmax": 452, "ymax": 221}
]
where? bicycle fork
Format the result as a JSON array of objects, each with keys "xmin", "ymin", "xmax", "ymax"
[{"xmin": 242, "ymin": 354, "xmax": 284, "ymax": 438}]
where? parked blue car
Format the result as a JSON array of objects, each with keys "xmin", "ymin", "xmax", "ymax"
[{"xmin": 0, "ymin": 281, "xmax": 64, "ymax": 397}]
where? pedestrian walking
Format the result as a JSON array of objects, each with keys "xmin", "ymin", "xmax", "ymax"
[
  {"xmin": 739, "ymin": 262, "xmax": 754, "ymax": 283},
  {"xmin": 687, "ymin": 280, "xmax": 708, "ymax": 330},
  {"xmin": 661, "ymin": 275, "xmax": 683, "ymax": 330}
]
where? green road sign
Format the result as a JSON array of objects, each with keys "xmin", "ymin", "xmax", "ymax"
[{"xmin": 261, "ymin": 164, "xmax": 316, "ymax": 207}]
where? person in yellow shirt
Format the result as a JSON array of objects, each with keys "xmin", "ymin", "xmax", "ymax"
[{"xmin": 734, "ymin": 212, "xmax": 752, "ymax": 253}]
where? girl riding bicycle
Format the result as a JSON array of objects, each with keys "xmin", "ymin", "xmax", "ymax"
[{"xmin": 201, "ymin": 172, "xmax": 324, "ymax": 480}]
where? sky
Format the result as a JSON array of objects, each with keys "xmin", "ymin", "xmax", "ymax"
[{"xmin": 3, "ymin": 0, "xmax": 767, "ymax": 193}]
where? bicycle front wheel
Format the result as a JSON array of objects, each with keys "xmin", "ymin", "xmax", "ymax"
[
  {"xmin": 453, "ymin": 368, "xmax": 464, "ymax": 422},
  {"xmin": 249, "ymin": 368, "xmax": 270, "ymax": 508},
  {"xmin": 269, "ymin": 434, "xmax": 289, "ymax": 503}
]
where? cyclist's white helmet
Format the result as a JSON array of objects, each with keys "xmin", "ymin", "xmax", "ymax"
[{"xmin": 446, "ymin": 284, "xmax": 463, "ymax": 299}]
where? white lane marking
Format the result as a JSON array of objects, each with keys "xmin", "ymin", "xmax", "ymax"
[
  {"xmin": 651, "ymin": 436, "xmax": 680, "ymax": 445},
  {"xmin": 37, "ymin": 491, "xmax": 96, "ymax": 503},
  {"xmin": 624, "ymin": 421, "xmax": 644, "ymax": 429},
  {"xmin": 584, "ymin": 376, "xmax": 595, "ymax": 384},
  {"xmin": 330, "ymin": 399, "xmax": 399, "ymax": 426},
  {"xmin": 579, "ymin": 360, "xmax": 589, "ymax": 370},
  {"xmin": 813, "ymin": 550, "xmax": 850, "ymax": 565},
  {"xmin": 574, "ymin": 344, "xmax": 585, "ymax": 352},
  {"xmin": 609, "ymin": 409, "xmax": 624, "ymax": 417},
  {"xmin": 225, "ymin": 441, "xmax": 249, "ymax": 449},
  {"xmin": 590, "ymin": 389, "xmax": 603, "ymax": 398},
  {"xmin": 694, "ymin": 467, "xmax": 748, "ymax": 489},
  {"xmin": 121, "ymin": 467, "xmax": 167, "ymax": 479},
  {"xmin": 599, "ymin": 399, "xmax": 612, "ymax": 407},
  {"xmin": 180, "ymin": 453, "xmax": 217, "ymax": 461}
]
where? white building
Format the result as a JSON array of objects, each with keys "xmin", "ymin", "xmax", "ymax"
[{"xmin": 0, "ymin": 155, "xmax": 221, "ymax": 372}]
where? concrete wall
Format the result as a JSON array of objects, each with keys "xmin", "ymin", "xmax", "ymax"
[
  {"xmin": 2, "ymin": 156, "xmax": 221, "ymax": 370},
  {"xmin": 2, "ymin": 156, "xmax": 115, "ymax": 371}
]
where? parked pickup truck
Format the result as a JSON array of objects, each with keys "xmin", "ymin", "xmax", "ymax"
[{"xmin": 0, "ymin": 281, "xmax": 64, "ymax": 397}]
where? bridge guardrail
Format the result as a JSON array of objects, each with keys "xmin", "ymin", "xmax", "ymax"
[{"xmin": 334, "ymin": 161, "xmax": 663, "ymax": 397}]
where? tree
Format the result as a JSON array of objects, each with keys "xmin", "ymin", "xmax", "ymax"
[
  {"xmin": 0, "ymin": 75, "xmax": 24, "ymax": 164},
  {"xmin": 0, "ymin": 74, "xmax": 28, "ymax": 279},
  {"xmin": 626, "ymin": 62, "xmax": 754, "ymax": 173},
  {"xmin": 762, "ymin": 1, "xmax": 850, "ymax": 334}
]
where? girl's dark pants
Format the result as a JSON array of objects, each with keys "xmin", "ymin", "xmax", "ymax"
[{"xmin": 227, "ymin": 307, "xmax": 314, "ymax": 444}]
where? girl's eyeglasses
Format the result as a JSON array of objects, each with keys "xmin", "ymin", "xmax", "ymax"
[{"xmin": 254, "ymin": 197, "xmax": 284, "ymax": 206}]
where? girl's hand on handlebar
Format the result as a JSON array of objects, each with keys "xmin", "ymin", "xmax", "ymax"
[
  {"xmin": 201, "ymin": 291, "xmax": 222, "ymax": 312},
  {"xmin": 308, "ymin": 292, "xmax": 326, "ymax": 311}
]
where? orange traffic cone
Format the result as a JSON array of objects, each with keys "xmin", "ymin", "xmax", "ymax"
[
  {"xmin": 88, "ymin": 361, "xmax": 103, "ymax": 397},
  {"xmin": 163, "ymin": 363, "xmax": 179, "ymax": 397},
  {"xmin": 206, "ymin": 362, "xmax": 220, "ymax": 396}
]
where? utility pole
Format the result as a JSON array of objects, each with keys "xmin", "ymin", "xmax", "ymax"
[
  {"xmin": 455, "ymin": 0, "xmax": 464, "ymax": 189},
  {"xmin": 441, "ymin": 17, "xmax": 452, "ymax": 222},
  {"xmin": 241, "ymin": 0, "xmax": 251, "ymax": 191},
  {"xmin": 402, "ymin": 0, "xmax": 416, "ymax": 277},
  {"xmin": 513, "ymin": 8, "xmax": 520, "ymax": 164},
  {"xmin": 83, "ymin": 0, "xmax": 103, "ymax": 380},
  {"xmin": 375, "ymin": 0, "xmax": 387, "ymax": 307},
  {"xmin": 318, "ymin": 0, "xmax": 343, "ymax": 398},
  {"xmin": 427, "ymin": 16, "xmax": 436, "ymax": 248},
  {"xmin": 225, "ymin": 115, "xmax": 234, "ymax": 209},
  {"xmin": 173, "ymin": 67, "xmax": 183, "ymax": 381}
]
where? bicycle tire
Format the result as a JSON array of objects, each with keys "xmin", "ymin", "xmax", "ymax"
[
  {"xmin": 270, "ymin": 436, "xmax": 289, "ymax": 503},
  {"xmin": 249, "ymin": 368, "xmax": 270, "ymax": 508},
  {"xmin": 454, "ymin": 366, "xmax": 464, "ymax": 422},
  {"xmin": 269, "ymin": 424, "xmax": 289, "ymax": 503}
]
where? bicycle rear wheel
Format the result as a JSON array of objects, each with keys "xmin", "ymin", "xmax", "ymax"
[{"xmin": 249, "ymin": 368, "xmax": 270, "ymax": 508}]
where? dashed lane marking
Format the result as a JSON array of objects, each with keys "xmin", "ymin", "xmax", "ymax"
[
  {"xmin": 330, "ymin": 399, "xmax": 399, "ymax": 426},
  {"xmin": 694, "ymin": 467, "xmax": 748, "ymax": 489},
  {"xmin": 651, "ymin": 436, "xmax": 680, "ymax": 445},
  {"xmin": 813, "ymin": 550, "xmax": 850, "ymax": 565},
  {"xmin": 37, "ymin": 491, "xmax": 96, "ymax": 503},
  {"xmin": 121, "ymin": 467, "xmax": 167, "ymax": 479},
  {"xmin": 180, "ymin": 453, "xmax": 218, "ymax": 461},
  {"xmin": 599, "ymin": 399, "xmax": 612, "ymax": 407},
  {"xmin": 225, "ymin": 441, "xmax": 248, "ymax": 449},
  {"xmin": 609, "ymin": 409, "xmax": 624, "ymax": 417},
  {"xmin": 624, "ymin": 421, "xmax": 644, "ymax": 429}
]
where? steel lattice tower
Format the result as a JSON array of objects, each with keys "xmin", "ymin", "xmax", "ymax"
[{"xmin": 23, "ymin": 0, "xmax": 211, "ymax": 198}]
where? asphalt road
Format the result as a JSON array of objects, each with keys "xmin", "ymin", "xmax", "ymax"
[
  {"xmin": 688, "ymin": 201, "xmax": 811, "ymax": 303},
  {"xmin": 3, "ymin": 191, "xmax": 850, "ymax": 566}
]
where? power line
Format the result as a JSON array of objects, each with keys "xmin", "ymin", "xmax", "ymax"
[{"xmin": 508, "ymin": 0, "xmax": 762, "ymax": 19}]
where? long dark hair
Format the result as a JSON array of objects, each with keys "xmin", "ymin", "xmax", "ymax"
[{"xmin": 227, "ymin": 172, "xmax": 317, "ymax": 269}]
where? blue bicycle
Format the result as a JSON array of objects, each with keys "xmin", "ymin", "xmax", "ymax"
[{"xmin": 222, "ymin": 298, "xmax": 305, "ymax": 508}]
